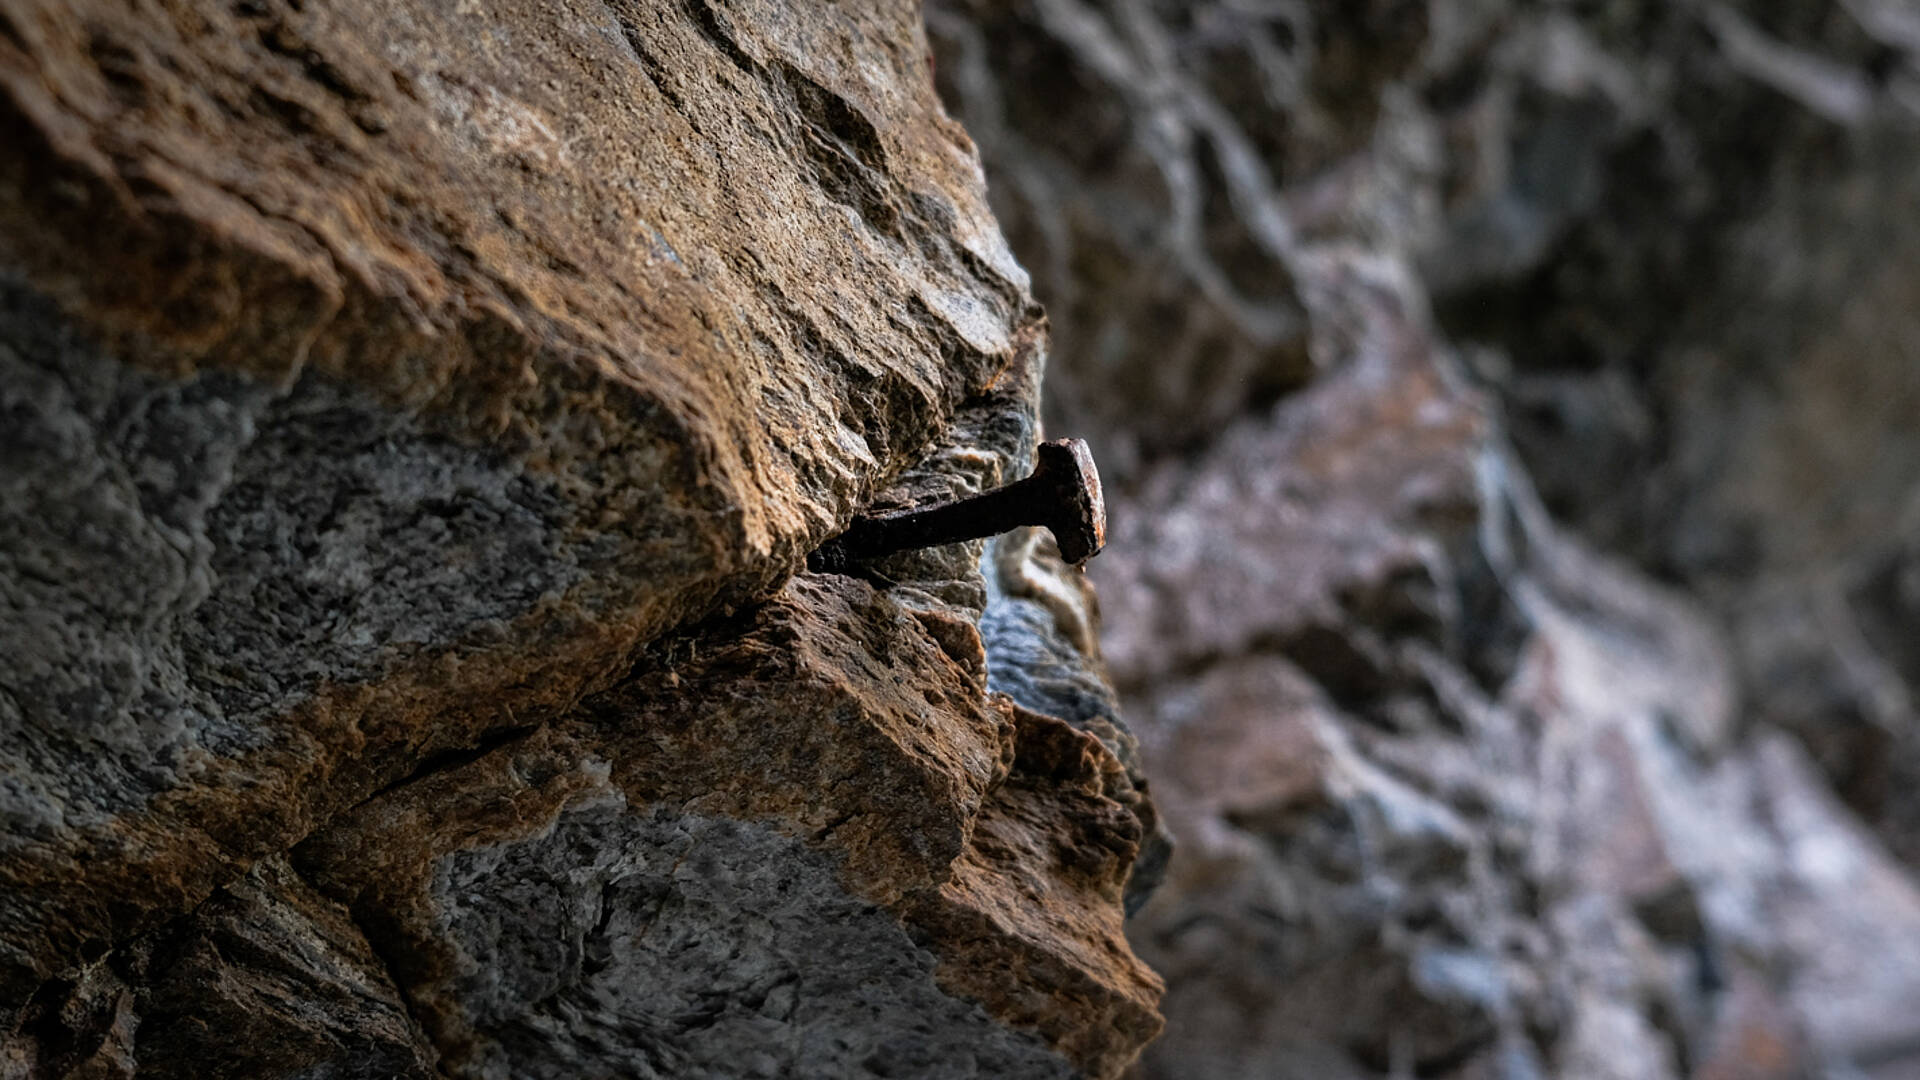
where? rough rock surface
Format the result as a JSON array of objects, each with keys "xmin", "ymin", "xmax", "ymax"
[
  {"xmin": 293, "ymin": 574, "xmax": 1159, "ymax": 1080},
  {"xmin": 1, "ymin": 0, "xmax": 1161, "ymax": 1076},
  {"xmin": 929, "ymin": 1, "xmax": 1920, "ymax": 1077}
]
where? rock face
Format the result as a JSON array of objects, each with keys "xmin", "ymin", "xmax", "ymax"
[
  {"xmin": 14, "ymin": 0, "xmax": 1920, "ymax": 1074},
  {"xmin": 0, "ymin": 0, "xmax": 1160, "ymax": 1076},
  {"xmin": 293, "ymin": 575, "xmax": 1158, "ymax": 1080},
  {"xmin": 929, "ymin": 1, "xmax": 1920, "ymax": 1078}
]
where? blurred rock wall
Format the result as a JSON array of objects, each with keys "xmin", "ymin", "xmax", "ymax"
[{"xmin": 928, "ymin": 1, "xmax": 1920, "ymax": 1077}]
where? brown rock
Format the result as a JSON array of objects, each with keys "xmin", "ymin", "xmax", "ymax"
[
  {"xmin": 3, "ymin": 0, "xmax": 1164, "ymax": 1073},
  {"xmin": 1, "ymin": 855, "xmax": 436, "ymax": 1079},
  {"xmin": 292, "ymin": 575, "xmax": 1161, "ymax": 1078},
  {"xmin": 0, "ymin": 0, "xmax": 1043, "ymax": 1015}
]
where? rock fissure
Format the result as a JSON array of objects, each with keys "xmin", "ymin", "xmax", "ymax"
[{"xmin": 27, "ymin": 0, "xmax": 1919, "ymax": 1076}]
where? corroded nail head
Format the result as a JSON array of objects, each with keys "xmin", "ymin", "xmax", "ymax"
[{"xmin": 1034, "ymin": 437, "xmax": 1105, "ymax": 564}]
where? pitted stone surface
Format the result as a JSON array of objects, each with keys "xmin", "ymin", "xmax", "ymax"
[
  {"xmin": 432, "ymin": 800, "xmax": 1077, "ymax": 1080},
  {"xmin": 0, "ymin": 855, "xmax": 437, "ymax": 1078},
  {"xmin": 290, "ymin": 574, "xmax": 1161, "ymax": 1079}
]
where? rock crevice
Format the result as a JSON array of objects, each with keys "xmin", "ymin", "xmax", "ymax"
[{"xmin": 0, "ymin": 0, "xmax": 1162, "ymax": 1076}]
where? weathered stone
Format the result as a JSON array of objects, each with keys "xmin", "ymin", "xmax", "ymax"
[
  {"xmin": 1, "ymin": 855, "xmax": 436, "ymax": 1079},
  {"xmin": 293, "ymin": 575, "xmax": 1161, "ymax": 1078},
  {"xmin": 1749, "ymin": 737, "xmax": 1920, "ymax": 1072},
  {"xmin": 2, "ymin": 0, "xmax": 1163, "ymax": 1074},
  {"xmin": 926, "ymin": 0, "xmax": 1430, "ymax": 479},
  {"xmin": 1418, "ymin": 5, "xmax": 1920, "ymax": 877},
  {"xmin": 0, "ymin": 0, "xmax": 1040, "ymax": 1015},
  {"xmin": 928, "ymin": 1, "xmax": 1920, "ymax": 1075},
  {"xmin": 1101, "ymin": 291, "xmax": 1919, "ymax": 1077}
]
